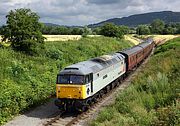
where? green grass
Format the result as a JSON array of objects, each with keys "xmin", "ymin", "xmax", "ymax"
[
  {"xmin": 0, "ymin": 36, "xmax": 132, "ymax": 125},
  {"xmin": 91, "ymin": 37, "xmax": 180, "ymax": 126}
]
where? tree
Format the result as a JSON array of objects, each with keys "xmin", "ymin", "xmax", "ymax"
[
  {"xmin": 163, "ymin": 27, "xmax": 176, "ymax": 34},
  {"xmin": 92, "ymin": 27, "xmax": 101, "ymax": 35},
  {"xmin": 71, "ymin": 27, "xmax": 83, "ymax": 35},
  {"xmin": 176, "ymin": 23, "xmax": 180, "ymax": 34},
  {"xmin": 119, "ymin": 25, "xmax": 129, "ymax": 34},
  {"xmin": 136, "ymin": 25, "xmax": 150, "ymax": 35},
  {"xmin": 82, "ymin": 26, "xmax": 92, "ymax": 37},
  {"xmin": 150, "ymin": 19, "xmax": 165, "ymax": 34},
  {"xmin": 2, "ymin": 8, "xmax": 45, "ymax": 55},
  {"xmin": 100, "ymin": 23, "xmax": 123, "ymax": 38}
]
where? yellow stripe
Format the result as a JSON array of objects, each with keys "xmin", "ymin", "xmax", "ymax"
[{"xmin": 56, "ymin": 84, "xmax": 87, "ymax": 99}]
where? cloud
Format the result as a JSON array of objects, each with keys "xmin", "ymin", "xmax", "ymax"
[
  {"xmin": 0, "ymin": 0, "xmax": 179, "ymax": 26},
  {"xmin": 88, "ymin": 0, "xmax": 120, "ymax": 5}
]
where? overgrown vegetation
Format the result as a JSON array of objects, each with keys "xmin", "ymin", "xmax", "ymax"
[
  {"xmin": 91, "ymin": 37, "xmax": 180, "ymax": 126},
  {"xmin": 0, "ymin": 36, "xmax": 132, "ymax": 125}
]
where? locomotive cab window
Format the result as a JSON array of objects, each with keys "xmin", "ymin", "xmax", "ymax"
[
  {"xmin": 85, "ymin": 75, "xmax": 90, "ymax": 83},
  {"xmin": 57, "ymin": 75, "xmax": 84, "ymax": 84}
]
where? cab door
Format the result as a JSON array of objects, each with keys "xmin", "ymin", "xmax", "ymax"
[{"xmin": 85, "ymin": 73, "xmax": 93, "ymax": 97}]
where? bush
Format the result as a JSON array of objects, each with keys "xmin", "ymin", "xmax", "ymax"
[{"xmin": 46, "ymin": 48, "xmax": 63, "ymax": 60}]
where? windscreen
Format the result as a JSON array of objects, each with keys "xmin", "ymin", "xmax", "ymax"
[{"xmin": 57, "ymin": 75, "xmax": 84, "ymax": 84}]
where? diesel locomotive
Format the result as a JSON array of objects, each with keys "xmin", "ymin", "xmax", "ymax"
[{"xmin": 55, "ymin": 38, "xmax": 154, "ymax": 111}]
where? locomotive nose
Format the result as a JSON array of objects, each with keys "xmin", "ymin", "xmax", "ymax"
[{"xmin": 56, "ymin": 84, "xmax": 86, "ymax": 99}]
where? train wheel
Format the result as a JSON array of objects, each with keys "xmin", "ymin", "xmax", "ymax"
[{"xmin": 106, "ymin": 85, "xmax": 111, "ymax": 92}]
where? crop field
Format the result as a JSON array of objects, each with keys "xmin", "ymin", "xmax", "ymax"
[
  {"xmin": 137, "ymin": 35, "xmax": 179, "ymax": 43},
  {"xmin": 124, "ymin": 35, "xmax": 142, "ymax": 45},
  {"xmin": 43, "ymin": 35, "xmax": 82, "ymax": 41},
  {"xmin": 43, "ymin": 35, "xmax": 101, "ymax": 41},
  {"xmin": 91, "ymin": 37, "xmax": 180, "ymax": 126},
  {"xmin": 152, "ymin": 35, "xmax": 179, "ymax": 44}
]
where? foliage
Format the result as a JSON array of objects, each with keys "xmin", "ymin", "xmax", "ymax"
[
  {"xmin": 150, "ymin": 19, "xmax": 165, "ymax": 34},
  {"xmin": 82, "ymin": 26, "xmax": 92, "ymax": 37},
  {"xmin": 136, "ymin": 25, "xmax": 150, "ymax": 35},
  {"xmin": 100, "ymin": 23, "xmax": 124, "ymax": 38},
  {"xmin": 91, "ymin": 37, "xmax": 180, "ymax": 126},
  {"xmin": 41, "ymin": 25, "xmax": 84, "ymax": 35},
  {"xmin": 92, "ymin": 27, "xmax": 101, "ymax": 35},
  {"xmin": 136, "ymin": 20, "xmax": 180, "ymax": 35},
  {"xmin": 118, "ymin": 25, "xmax": 129, "ymax": 34},
  {"xmin": 1, "ymin": 8, "xmax": 45, "ymax": 55},
  {"xmin": 0, "ymin": 36, "xmax": 132, "ymax": 125}
]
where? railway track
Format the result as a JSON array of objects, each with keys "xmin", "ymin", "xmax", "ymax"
[{"xmin": 43, "ymin": 46, "xmax": 156, "ymax": 126}]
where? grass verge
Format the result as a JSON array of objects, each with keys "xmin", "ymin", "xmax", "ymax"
[{"xmin": 90, "ymin": 37, "xmax": 180, "ymax": 126}]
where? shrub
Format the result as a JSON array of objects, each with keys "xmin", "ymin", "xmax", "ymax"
[
  {"xmin": 95, "ymin": 106, "xmax": 116, "ymax": 123},
  {"xmin": 46, "ymin": 48, "xmax": 63, "ymax": 60}
]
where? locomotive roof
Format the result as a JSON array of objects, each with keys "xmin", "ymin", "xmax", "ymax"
[{"xmin": 59, "ymin": 53, "xmax": 125, "ymax": 75}]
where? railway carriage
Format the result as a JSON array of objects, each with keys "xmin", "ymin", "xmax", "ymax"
[{"xmin": 118, "ymin": 46, "xmax": 144, "ymax": 71}]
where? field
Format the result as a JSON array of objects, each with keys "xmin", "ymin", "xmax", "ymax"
[
  {"xmin": 91, "ymin": 37, "xmax": 180, "ymax": 126},
  {"xmin": 43, "ymin": 35, "xmax": 101, "ymax": 41},
  {"xmin": 0, "ymin": 36, "xmax": 133, "ymax": 125},
  {"xmin": 124, "ymin": 35, "xmax": 142, "ymax": 45},
  {"xmin": 44, "ymin": 35, "xmax": 141, "ymax": 45},
  {"xmin": 0, "ymin": 35, "xmax": 102, "ymax": 42},
  {"xmin": 135, "ymin": 34, "xmax": 179, "ymax": 43}
]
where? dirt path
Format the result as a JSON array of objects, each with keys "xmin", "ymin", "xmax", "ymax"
[{"xmin": 4, "ymin": 99, "xmax": 60, "ymax": 126}]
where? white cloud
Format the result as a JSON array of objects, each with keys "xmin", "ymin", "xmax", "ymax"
[{"xmin": 0, "ymin": 0, "xmax": 179, "ymax": 26}]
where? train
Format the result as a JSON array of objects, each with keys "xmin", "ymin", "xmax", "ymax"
[{"xmin": 55, "ymin": 38, "xmax": 154, "ymax": 111}]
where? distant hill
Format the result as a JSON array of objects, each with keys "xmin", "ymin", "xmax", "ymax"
[
  {"xmin": 43, "ymin": 23, "xmax": 60, "ymax": 27},
  {"xmin": 43, "ymin": 23, "xmax": 83, "ymax": 28},
  {"xmin": 89, "ymin": 11, "xmax": 180, "ymax": 27}
]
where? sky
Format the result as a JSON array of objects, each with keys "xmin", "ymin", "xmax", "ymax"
[{"xmin": 0, "ymin": 0, "xmax": 180, "ymax": 26}]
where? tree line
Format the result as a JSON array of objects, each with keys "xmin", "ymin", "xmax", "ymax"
[
  {"xmin": 136, "ymin": 19, "xmax": 180, "ymax": 35},
  {"xmin": 40, "ymin": 23, "xmax": 129, "ymax": 38}
]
